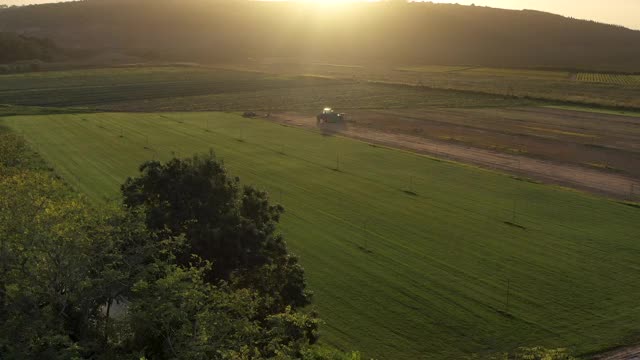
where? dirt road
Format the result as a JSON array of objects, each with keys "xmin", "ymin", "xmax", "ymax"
[
  {"xmin": 592, "ymin": 346, "xmax": 640, "ymax": 360},
  {"xmin": 270, "ymin": 111, "xmax": 640, "ymax": 201}
]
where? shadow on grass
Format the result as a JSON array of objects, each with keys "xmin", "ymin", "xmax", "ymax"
[
  {"xmin": 511, "ymin": 176, "xmax": 540, "ymax": 184},
  {"xmin": 504, "ymin": 221, "xmax": 526, "ymax": 230},
  {"xmin": 496, "ymin": 309, "xmax": 514, "ymax": 319},
  {"xmin": 619, "ymin": 202, "xmax": 640, "ymax": 210},
  {"xmin": 357, "ymin": 245, "xmax": 374, "ymax": 254}
]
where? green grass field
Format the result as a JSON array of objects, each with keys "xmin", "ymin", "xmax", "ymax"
[
  {"xmin": 3, "ymin": 111, "xmax": 640, "ymax": 359},
  {"xmin": 0, "ymin": 67, "xmax": 339, "ymax": 107},
  {"xmin": 0, "ymin": 67, "xmax": 532, "ymax": 111}
]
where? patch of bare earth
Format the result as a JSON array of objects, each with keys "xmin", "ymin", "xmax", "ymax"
[
  {"xmin": 268, "ymin": 108, "xmax": 640, "ymax": 201},
  {"xmin": 591, "ymin": 345, "xmax": 640, "ymax": 360}
]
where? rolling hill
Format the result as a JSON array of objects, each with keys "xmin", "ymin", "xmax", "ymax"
[{"xmin": 0, "ymin": 0, "xmax": 639, "ymax": 71}]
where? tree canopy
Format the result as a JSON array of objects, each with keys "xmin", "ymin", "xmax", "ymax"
[
  {"xmin": 0, "ymin": 32, "xmax": 56, "ymax": 64},
  {"xmin": 122, "ymin": 152, "xmax": 312, "ymax": 314}
]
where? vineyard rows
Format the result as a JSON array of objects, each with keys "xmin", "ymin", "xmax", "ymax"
[{"xmin": 577, "ymin": 73, "xmax": 640, "ymax": 85}]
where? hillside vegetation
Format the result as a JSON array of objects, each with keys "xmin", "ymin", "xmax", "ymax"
[
  {"xmin": 0, "ymin": 32, "xmax": 57, "ymax": 64},
  {"xmin": 1, "ymin": 0, "xmax": 640, "ymax": 71}
]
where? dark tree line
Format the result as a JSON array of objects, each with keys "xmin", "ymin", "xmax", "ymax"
[{"xmin": 0, "ymin": 32, "xmax": 57, "ymax": 64}]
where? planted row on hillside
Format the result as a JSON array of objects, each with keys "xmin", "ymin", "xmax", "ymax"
[{"xmin": 576, "ymin": 73, "xmax": 640, "ymax": 85}]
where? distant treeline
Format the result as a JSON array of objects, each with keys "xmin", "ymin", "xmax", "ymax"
[
  {"xmin": 0, "ymin": 0, "xmax": 639, "ymax": 71},
  {"xmin": 0, "ymin": 32, "xmax": 57, "ymax": 65}
]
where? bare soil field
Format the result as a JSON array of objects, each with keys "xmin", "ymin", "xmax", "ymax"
[{"xmin": 269, "ymin": 107, "xmax": 640, "ymax": 200}]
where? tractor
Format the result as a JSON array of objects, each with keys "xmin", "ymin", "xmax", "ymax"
[{"xmin": 316, "ymin": 107, "xmax": 345, "ymax": 125}]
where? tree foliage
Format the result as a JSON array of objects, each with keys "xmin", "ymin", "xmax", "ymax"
[
  {"xmin": 0, "ymin": 32, "xmax": 56, "ymax": 64},
  {"xmin": 0, "ymin": 131, "xmax": 27, "ymax": 168},
  {"xmin": 122, "ymin": 152, "xmax": 311, "ymax": 313},
  {"xmin": 491, "ymin": 347, "xmax": 577, "ymax": 360}
]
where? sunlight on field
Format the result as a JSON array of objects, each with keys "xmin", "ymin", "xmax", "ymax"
[{"xmin": 395, "ymin": 66, "xmax": 570, "ymax": 79}]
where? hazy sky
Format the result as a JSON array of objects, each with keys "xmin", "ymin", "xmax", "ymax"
[
  {"xmin": 429, "ymin": 0, "xmax": 640, "ymax": 30},
  {"xmin": 2, "ymin": 0, "xmax": 639, "ymax": 30}
]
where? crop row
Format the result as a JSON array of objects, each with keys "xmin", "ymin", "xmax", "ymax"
[
  {"xmin": 0, "ymin": 67, "xmax": 532, "ymax": 110},
  {"xmin": 577, "ymin": 73, "xmax": 640, "ymax": 85}
]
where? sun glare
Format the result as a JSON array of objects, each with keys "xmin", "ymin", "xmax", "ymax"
[
  {"xmin": 300, "ymin": 0, "xmax": 369, "ymax": 2},
  {"xmin": 304, "ymin": 0, "xmax": 382, "ymax": 11},
  {"xmin": 296, "ymin": 0, "xmax": 378, "ymax": 5}
]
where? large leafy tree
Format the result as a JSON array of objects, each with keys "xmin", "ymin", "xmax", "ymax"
[
  {"xmin": 0, "ymin": 168, "xmax": 324, "ymax": 359},
  {"xmin": 0, "ymin": 164, "xmax": 161, "ymax": 357},
  {"xmin": 121, "ymin": 152, "xmax": 311, "ymax": 312},
  {"xmin": 123, "ymin": 252, "xmax": 322, "ymax": 360}
]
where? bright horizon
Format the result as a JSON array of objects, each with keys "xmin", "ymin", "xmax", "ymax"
[
  {"xmin": 429, "ymin": 0, "xmax": 640, "ymax": 30},
  {"xmin": 1, "ymin": 0, "xmax": 639, "ymax": 30}
]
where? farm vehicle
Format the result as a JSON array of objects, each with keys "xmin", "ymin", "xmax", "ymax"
[{"xmin": 317, "ymin": 107, "xmax": 345, "ymax": 125}]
